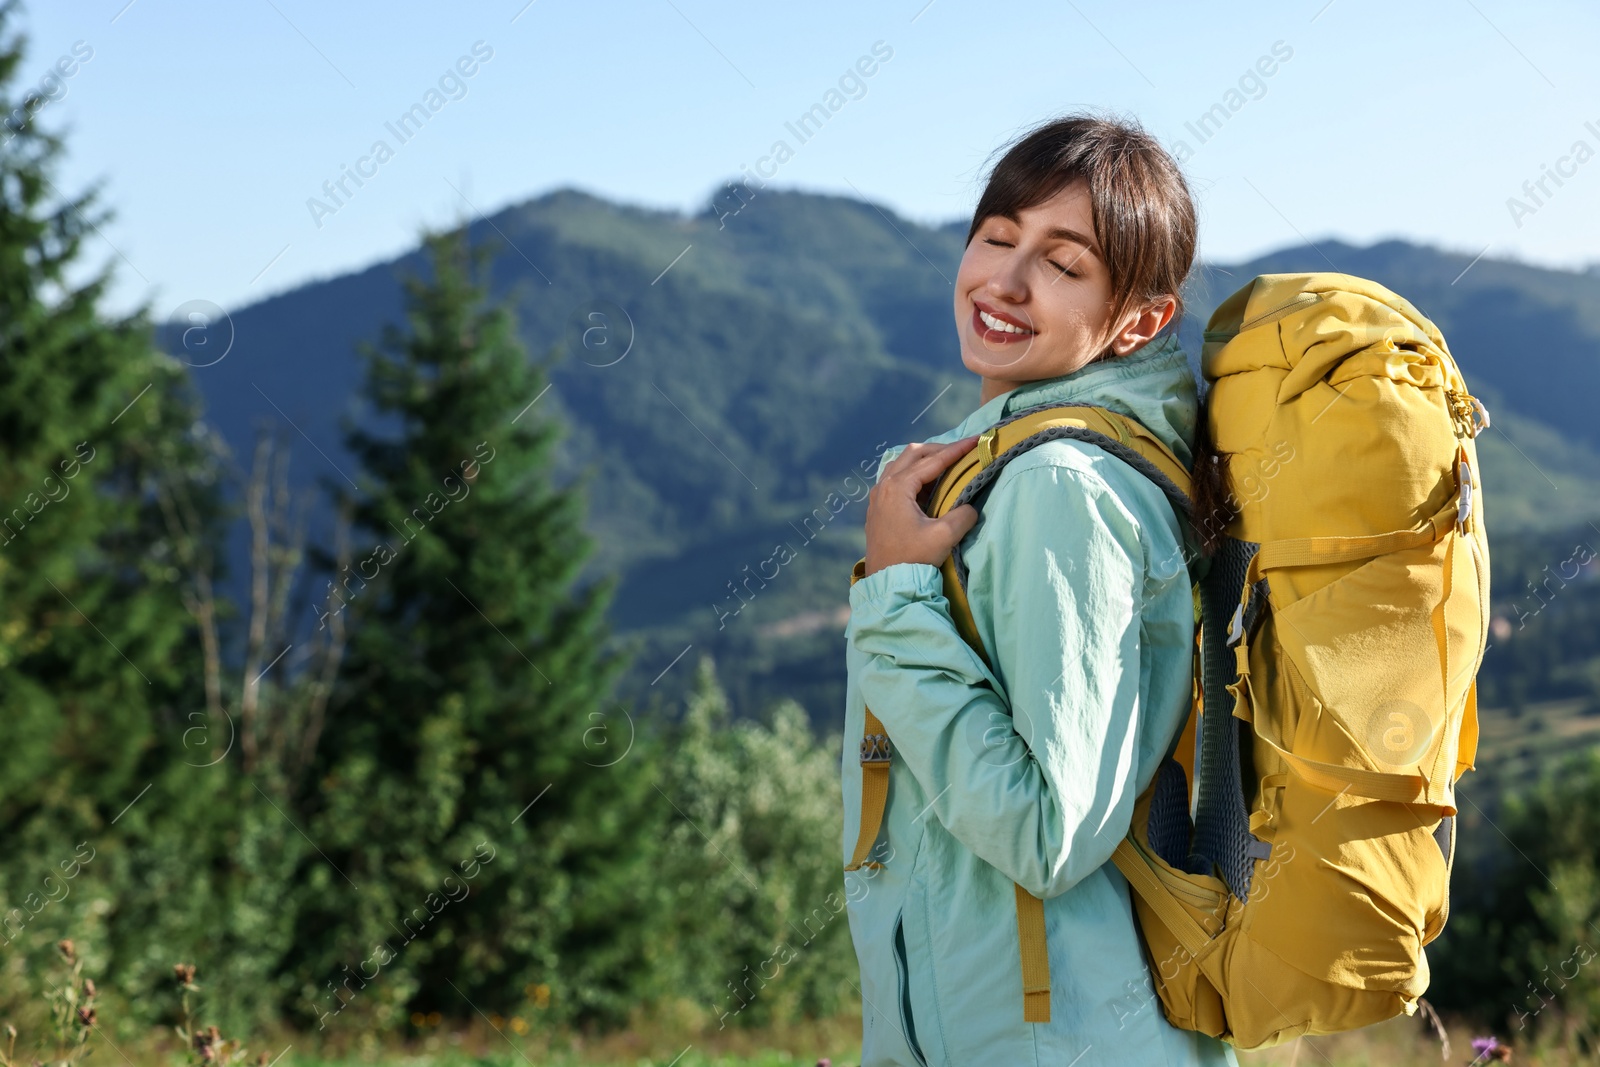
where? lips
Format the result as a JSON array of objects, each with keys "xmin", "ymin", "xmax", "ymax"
[{"xmin": 972, "ymin": 300, "xmax": 1035, "ymax": 345}]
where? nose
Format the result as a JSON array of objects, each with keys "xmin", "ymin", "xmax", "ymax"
[{"xmin": 985, "ymin": 245, "xmax": 1028, "ymax": 305}]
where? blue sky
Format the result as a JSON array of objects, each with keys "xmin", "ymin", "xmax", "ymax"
[{"xmin": 14, "ymin": 0, "xmax": 1600, "ymax": 321}]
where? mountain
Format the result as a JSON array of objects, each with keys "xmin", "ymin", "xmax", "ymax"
[{"xmin": 171, "ymin": 186, "xmax": 1600, "ymax": 728}]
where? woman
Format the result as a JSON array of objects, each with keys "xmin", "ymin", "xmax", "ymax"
[{"xmin": 842, "ymin": 114, "xmax": 1236, "ymax": 1066}]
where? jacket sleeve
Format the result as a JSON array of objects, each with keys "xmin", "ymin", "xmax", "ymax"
[{"xmin": 845, "ymin": 454, "xmax": 1159, "ymax": 899}]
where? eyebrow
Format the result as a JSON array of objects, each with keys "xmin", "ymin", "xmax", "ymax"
[
  {"xmin": 994, "ymin": 212, "xmax": 1102, "ymax": 262},
  {"xmin": 1044, "ymin": 226, "xmax": 1101, "ymax": 261}
]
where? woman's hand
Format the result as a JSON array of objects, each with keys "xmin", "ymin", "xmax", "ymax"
[{"xmin": 863, "ymin": 435, "xmax": 982, "ymax": 578}]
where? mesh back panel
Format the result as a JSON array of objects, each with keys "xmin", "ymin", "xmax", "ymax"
[
  {"xmin": 1146, "ymin": 756, "xmax": 1194, "ymax": 869},
  {"xmin": 1190, "ymin": 536, "xmax": 1266, "ymax": 899}
]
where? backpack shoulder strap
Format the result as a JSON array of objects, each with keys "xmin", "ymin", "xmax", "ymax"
[
  {"xmin": 931, "ymin": 402, "xmax": 1194, "ymax": 519},
  {"xmin": 929, "ymin": 404, "xmax": 1196, "ymax": 594},
  {"xmin": 845, "ymin": 404, "xmax": 1198, "ymax": 1028}
]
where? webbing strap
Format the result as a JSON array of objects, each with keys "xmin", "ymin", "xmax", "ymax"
[
  {"xmin": 1424, "ymin": 505, "xmax": 1457, "ymax": 799},
  {"xmin": 846, "ymin": 556, "xmax": 890, "ymax": 873},
  {"xmin": 1111, "ymin": 837, "xmax": 1212, "ymax": 963},
  {"xmin": 1255, "ymin": 729, "xmax": 1445, "ymax": 809},
  {"xmin": 1253, "ymin": 493, "xmax": 1458, "ymax": 573},
  {"xmin": 1425, "ymin": 445, "xmax": 1476, "ymax": 796},
  {"xmin": 1457, "ymin": 680, "xmax": 1480, "ymax": 779},
  {"xmin": 1014, "ymin": 884, "xmax": 1051, "ymax": 1022},
  {"xmin": 846, "ymin": 705, "xmax": 891, "ymax": 871}
]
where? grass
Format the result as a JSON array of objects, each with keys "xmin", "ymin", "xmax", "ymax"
[
  {"xmin": 32, "ymin": 1011, "xmax": 1578, "ymax": 1067},
  {"xmin": 45, "ymin": 1020, "xmax": 861, "ymax": 1067}
]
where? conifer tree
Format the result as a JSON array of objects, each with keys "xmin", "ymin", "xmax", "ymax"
[
  {"xmin": 295, "ymin": 224, "xmax": 666, "ymax": 1028},
  {"xmin": 0, "ymin": 0, "xmax": 226, "ymax": 994},
  {"xmin": 0, "ymin": 0, "xmax": 222, "ymax": 934}
]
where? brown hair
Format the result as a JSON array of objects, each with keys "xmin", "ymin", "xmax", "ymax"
[
  {"xmin": 1188, "ymin": 404, "xmax": 1235, "ymax": 557},
  {"xmin": 965, "ymin": 112, "xmax": 1197, "ymax": 352}
]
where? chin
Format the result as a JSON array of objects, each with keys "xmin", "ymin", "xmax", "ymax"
[
  {"xmin": 963, "ymin": 347, "xmax": 1038, "ymax": 382},
  {"xmin": 961, "ymin": 355, "xmax": 1007, "ymax": 384}
]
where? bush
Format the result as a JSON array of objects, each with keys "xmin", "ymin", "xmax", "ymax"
[
  {"xmin": 1431, "ymin": 749, "xmax": 1600, "ymax": 1048},
  {"xmin": 648, "ymin": 654, "xmax": 854, "ymax": 1031}
]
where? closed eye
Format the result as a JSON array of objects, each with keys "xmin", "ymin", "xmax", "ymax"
[{"xmin": 985, "ymin": 238, "xmax": 1080, "ymax": 278}]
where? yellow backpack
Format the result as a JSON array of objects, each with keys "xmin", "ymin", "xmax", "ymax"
[{"xmin": 845, "ymin": 272, "xmax": 1491, "ymax": 1047}]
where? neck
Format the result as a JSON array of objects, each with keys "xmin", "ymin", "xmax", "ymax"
[
  {"xmin": 979, "ymin": 346, "xmax": 1126, "ymax": 405},
  {"xmin": 978, "ymin": 376, "xmax": 1018, "ymax": 406}
]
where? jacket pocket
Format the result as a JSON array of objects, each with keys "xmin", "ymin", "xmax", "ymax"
[{"xmin": 893, "ymin": 908, "xmax": 929, "ymax": 1067}]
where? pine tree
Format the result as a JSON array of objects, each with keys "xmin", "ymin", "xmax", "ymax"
[
  {"xmin": 0, "ymin": 0, "xmax": 230, "ymax": 1003},
  {"xmin": 293, "ymin": 224, "xmax": 666, "ymax": 1029}
]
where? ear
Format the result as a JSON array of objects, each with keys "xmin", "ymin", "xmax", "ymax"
[{"xmin": 1109, "ymin": 295, "xmax": 1178, "ymax": 356}]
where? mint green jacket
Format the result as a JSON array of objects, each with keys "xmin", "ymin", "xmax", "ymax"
[{"xmin": 842, "ymin": 335, "xmax": 1237, "ymax": 1066}]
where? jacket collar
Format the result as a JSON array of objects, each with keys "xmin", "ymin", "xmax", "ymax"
[{"xmin": 944, "ymin": 333, "xmax": 1199, "ymax": 469}]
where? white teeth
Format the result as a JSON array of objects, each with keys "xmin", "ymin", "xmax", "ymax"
[{"xmin": 979, "ymin": 309, "xmax": 1028, "ymax": 334}]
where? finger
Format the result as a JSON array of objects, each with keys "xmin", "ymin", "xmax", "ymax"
[
  {"xmin": 942, "ymin": 503, "xmax": 980, "ymax": 540},
  {"xmin": 880, "ymin": 440, "xmax": 943, "ymax": 476},
  {"xmin": 890, "ymin": 435, "xmax": 980, "ymax": 489},
  {"xmin": 900, "ymin": 436, "xmax": 980, "ymax": 488},
  {"xmin": 885, "ymin": 435, "xmax": 979, "ymax": 471}
]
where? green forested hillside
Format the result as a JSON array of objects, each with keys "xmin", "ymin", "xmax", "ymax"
[{"xmin": 192, "ymin": 185, "xmax": 1600, "ymax": 729}]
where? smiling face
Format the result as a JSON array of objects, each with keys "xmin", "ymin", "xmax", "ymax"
[{"xmin": 955, "ymin": 177, "xmax": 1175, "ymax": 405}]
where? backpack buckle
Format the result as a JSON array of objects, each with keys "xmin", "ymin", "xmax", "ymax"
[
  {"xmin": 1470, "ymin": 394, "xmax": 1492, "ymax": 437},
  {"xmin": 860, "ymin": 733, "xmax": 892, "ymax": 764},
  {"xmin": 1456, "ymin": 455, "xmax": 1475, "ymax": 532},
  {"xmin": 1227, "ymin": 604, "xmax": 1245, "ymax": 645}
]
